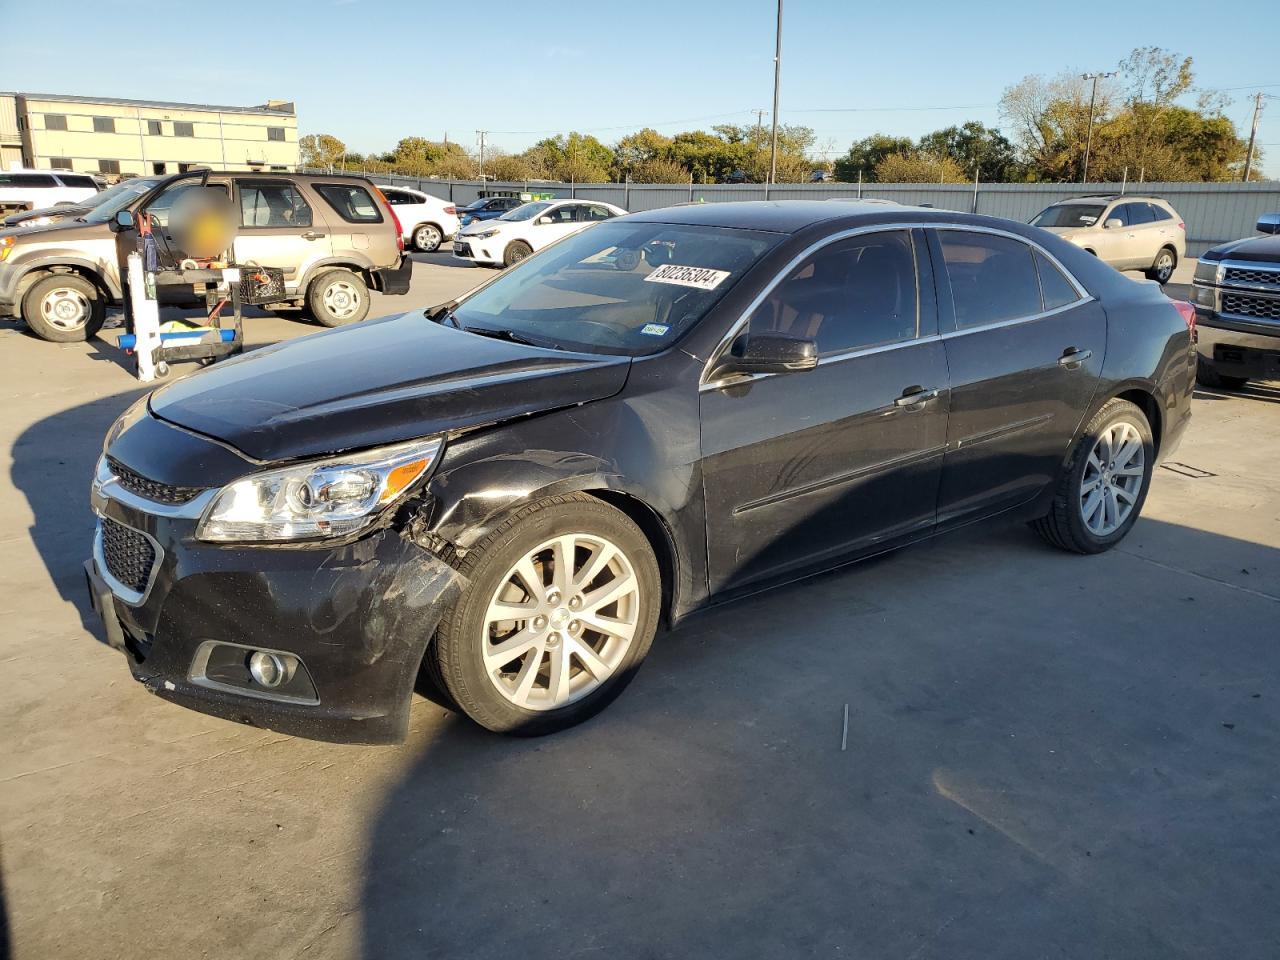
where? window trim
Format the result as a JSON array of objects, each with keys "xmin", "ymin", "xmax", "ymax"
[{"xmin": 700, "ymin": 222, "xmax": 1092, "ymax": 390}]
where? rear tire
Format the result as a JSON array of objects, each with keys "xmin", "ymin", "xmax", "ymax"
[
  {"xmin": 1144, "ymin": 247, "xmax": 1177, "ymax": 284},
  {"xmin": 1032, "ymin": 398, "xmax": 1154, "ymax": 555},
  {"xmin": 432, "ymin": 493, "xmax": 661, "ymax": 735},
  {"xmin": 1195, "ymin": 356, "xmax": 1248, "ymax": 390},
  {"xmin": 306, "ymin": 269, "xmax": 369, "ymax": 327},
  {"xmin": 503, "ymin": 240, "xmax": 533, "ymax": 268},
  {"xmin": 22, "ymin": 273, "xmax": 106, "ymax": 342},
  {"xmin": 413, "ymin": 224, "xmax": 443, "ymax": 253}
]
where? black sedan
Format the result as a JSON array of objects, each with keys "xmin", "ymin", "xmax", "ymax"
[{"xmin": 87, "ymin": 202, "xmax": 1197, "ymax": 743}]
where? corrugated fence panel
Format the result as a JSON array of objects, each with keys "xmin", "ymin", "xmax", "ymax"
[{"xmin": 312, "ymin": 169, "xmax": 1280, "ymax": 257}]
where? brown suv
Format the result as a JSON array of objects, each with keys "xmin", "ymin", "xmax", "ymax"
[{"xmin": 0, "ymin": 170, "xmax": 410, "ymax": 342}]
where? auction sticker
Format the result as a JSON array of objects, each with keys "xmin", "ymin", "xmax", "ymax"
[
  {"xmin": 640, "ymin": 323, "xmax": 670, "ymax": 336},
  {"xmin": 643, "ymin": 264, "xmax": 731, "ymax": 291}
]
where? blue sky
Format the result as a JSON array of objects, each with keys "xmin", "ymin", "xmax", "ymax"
[{"xmin": 5, "ymin": 0, "xmax": 1278, "ymax": 177}]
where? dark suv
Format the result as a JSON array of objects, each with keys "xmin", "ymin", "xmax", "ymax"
[
  {"xmin": 1190, "ymin": 212, "xmax": 1280, "ymax": 388},
  {"xmin": 0, "ymin": 170, "xmax": 410, "ymax": 342}
]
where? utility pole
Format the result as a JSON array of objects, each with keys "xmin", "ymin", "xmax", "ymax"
[
  {"xmin": 753, "ymin": 108, "xmax": 767, "ymax": 165},
  {"xmin": 476, "ymin": 130, "xmax": 487, "ymax": 188},
  {"xmin": 1080, "ymin": 71, "xmax": 1116, "ymax": 184},
  {"xmin": 1243, "ymin": 92, "xmax": 1265, "ymax": 182},
  {"xmin": 768, "ymin": 0, "xmax": 782, "ymax": 185}
]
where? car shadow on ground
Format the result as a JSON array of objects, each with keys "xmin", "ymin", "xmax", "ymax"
[{"xmin": 361, "ymin": 517, "xmax": 1280, "ymax": 960}]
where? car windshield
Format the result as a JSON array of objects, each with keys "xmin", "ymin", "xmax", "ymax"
[
  {"xmin": 82, "ymin": 178, "xmax": 163, "ymax": 222},
  {"xmin": 449, "ymin": 221, "xmax": 780, "ymax": 357},
  {"xmin": 1032, "ymin": 204, "xmax": 1105, "ymax": 228},
  {"xmin": 499, "ymin": 201, "xmax": 554, "ymax": 222}
]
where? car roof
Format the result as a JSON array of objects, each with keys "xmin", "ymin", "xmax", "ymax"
[
  {"xmin": 624, "ymin": 199, "xmax": 964, "ymax": 233},
  {"xmin": 1054, "ymin": 194, "xmax": 1167, "ymax": 204}
]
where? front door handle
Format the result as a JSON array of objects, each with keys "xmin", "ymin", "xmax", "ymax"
[
  {"xmin": 1058, "ymin": 347, "xmax": 1093, "ymax": 368},
  {"xmin": 894, "ymin": 386, "xmax": 939, "ymax": 408},
  {"xmin": 302, "ymin": 231, "xmax": 326, "ymax": 241}
]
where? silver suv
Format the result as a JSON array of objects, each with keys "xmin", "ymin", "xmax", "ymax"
[
  {"xmin": 0, "ymin": 170, "xmax": 410, "ymax": 342},
  {"xmin": 1031, "ymin": 195, "xmax": 1186, "ymax": 285}
]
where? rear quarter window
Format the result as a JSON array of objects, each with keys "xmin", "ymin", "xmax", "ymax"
[
  {"xmin": 313, "ymin": 183, "xmax": 384, "ymax": 223},
  {"xmin": 0, "ymin": 173, "xmax": 58, "ymax": 188},
  {"xmin": 56, "ymin": 174, "xmax": 99, "ymax": 189}
]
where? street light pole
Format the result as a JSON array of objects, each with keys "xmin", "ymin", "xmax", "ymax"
[
  {"xmin": 1080, "ymin": 71, "xmax": 1116, "ymax": 184},
  {"xmin": 768, "ymin": 0, "xmax": 782, "ymax": 185}
]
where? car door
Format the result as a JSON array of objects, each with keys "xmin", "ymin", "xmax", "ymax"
[
  {"xmin": 231, "ymin": 179, "xmax": 330, "ymax": 291},
  {"xmin": 529, "ymin": 203, "xmax": 587, "ymax": 250},
  {"xmin": 1118, "ymin": 201, "xmax": 1157, "ymax": 267},
  {"xmin": 699, "ymin": 228, "xmax": 950, "ymax": 594},
  {"xmin": 930, "ymin": 228, "xmax": 1106, "ymax": 526}
]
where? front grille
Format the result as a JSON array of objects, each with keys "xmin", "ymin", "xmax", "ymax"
[
  {"xmin": 1221, "ymin": 292, "xmax": 1280, "ymax": 322},
  {"xmin": 1223, "ymin": 265, "xmax": 1280, "ymax": 289},
  {"xmin": 107, "ymin": 456, "xmax": 205, "ymax": 505},
  {"xmin": 100, "ymin": 517, "xmax": 156, "ymax": 595}
]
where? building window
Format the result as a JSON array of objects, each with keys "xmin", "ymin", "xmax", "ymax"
[
  {"xmin": 148, "ymin": 120, "xmax": 163, "ymax": 136},
  {"xmin": 45, "ymin": 114, "xmax": 68, "ymax": 131},
  {"xmin": 98, "ymin": 159, "xmax": 121, "ymax": 175},
  {"xmin": 93, "ymin": 117, "xmax": 115, "ymax": 134},
  {"xmin": 267, "ymin": 127, "xmax": 286, "ymax": 142},
  {"xmin": 174, "ymin": 121, "xmax": 194, "ymax": 137},
  {"xmin": 152, "ymin": 162, "xmax": 167, "ymax": 175},
  {"xmin": 49, "ymin": 158, "xmax": 73, "ymax": 170}
]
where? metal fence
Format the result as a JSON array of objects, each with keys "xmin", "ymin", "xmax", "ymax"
[{"xmin": 330, "ymin": 170, "xmax": 1280, "ymax": 257}]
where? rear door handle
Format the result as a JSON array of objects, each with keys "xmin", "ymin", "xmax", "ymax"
[
  {"xmin": 1058, "ymin": 347, "xmax": 1093, "ymax": 368},
  {"xmin": 302, "ymin": 231, "xmax": 326, "ymax": 241},
  {"xmin": 894, "ymin": 386, "xmax": 939, "ymax": 408}
]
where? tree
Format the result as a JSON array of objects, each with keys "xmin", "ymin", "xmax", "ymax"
[
  {"xmin": 999, "ymin": 72, "xmax": 1104, "ymax": 181},
  {"xmin": 874, "ymin": 152, "xmax": 966, "ymax": 183},
  {"xmin": 917, "ymin": 122, "xmax": 1021, "ymax": 181},
  {"xmin": 485, "ymin": 153, "xmax": 533, "ymax": 182},
  {"xmin": 299, "ymin": 133, "xmax": 346, "ymax": 169},
  {"xmin": 1107, "ymin": 47, "xmax": 1195, "ymax": 181},
  {"xmin": 833, "ymin": 134, "xmax": 915, "ymax": 182},
  {"xmin": 613, "ymin": 128, "xmax": 673, "ymax": 178},
  {"xmin": 519, "ymin": 132, "xmax": 613, "ymax": 182},
  {"xmin": 631, "ymin": 157, "xmax": 689, "ymax": 184}
]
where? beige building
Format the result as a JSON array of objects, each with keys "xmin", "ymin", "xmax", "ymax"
[{"xmin": 1, "ymin": 92, "xmax": 297, "ymax": 177}]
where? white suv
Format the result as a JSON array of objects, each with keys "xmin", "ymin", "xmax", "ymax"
[
  {"xmin": 0, "ymin": 169, "xmax": 100, "ymax": 218},
  {"xmin": 454, "ymin": 199, "xmax": 627, "ymax": 267},
  {"xmin": 379, "ymin": 185, "xmax": 460, "ymax": 253},
  {"xmin": 1031, "ymin": 195, "xmax": 1186, "ymax": 284}
]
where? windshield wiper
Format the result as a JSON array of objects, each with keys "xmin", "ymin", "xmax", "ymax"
[{"xmin": 462, "ymin": 324, "xmax": 559, "ymax": 349}]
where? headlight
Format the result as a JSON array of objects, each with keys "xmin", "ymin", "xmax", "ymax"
[
  {"xmin": 1193, "ymin": 260, "xmax": 1220, "ymax": 284},
  {"xmin": 197, "ymin": 437, "xmax": 443, "ymax": 543},
  {"xmin": 472, "ymin": 228, "xmax": 501, "ymax": 239}
]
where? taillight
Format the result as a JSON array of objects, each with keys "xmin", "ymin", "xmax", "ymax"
[
  {"xmin": 1177, "ymin": 221, "xmax": 1186, "ymax": 231},
  {"xmin": 1173, "ymin": 299, "xmax": 1196, "ymax": 339},
  {"xmin": 372, "ymin": 186, "xmax": 405, "ymax": 253},
  {"xmin": 444, "ymin": 205, "xmax": 456, "ymax": 215}
]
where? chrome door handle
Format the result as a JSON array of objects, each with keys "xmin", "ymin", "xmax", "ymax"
[
  {"xmin": 302, "ymin": 231, "xmax": 326, "ymax": 241},
  {"xmin": 1058, "ymin": 348, "xmax": 1093, "ymax": 368},
  {"xmin": 894, "ymin": 387, "xmax": 939, "ymax": 408}
]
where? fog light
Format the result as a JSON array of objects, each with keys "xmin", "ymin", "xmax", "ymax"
[{"xmin": 249, "ymin": 651, "xmax": 288, "ymax": 688}]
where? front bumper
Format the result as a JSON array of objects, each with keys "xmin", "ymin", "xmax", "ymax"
[
  {"xmin": 452, "ymin": 238, "xmax": 502, "ymax": 265},
  {"xmin": 87, "ymin": 465, "xmax": 463, "ymax": 744},
  {"xmin": 1192, "ymin": 280, "xmax": 1280, "ymax": 380}
]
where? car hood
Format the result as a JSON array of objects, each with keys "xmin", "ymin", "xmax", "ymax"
[
  {"xmin": 148, "ymin": 311, "xmax": 632, "ymax": 462},
  {"xmin": 459, "ymin": 219, "xmax": 507, "ymax": 236},
  {"xmin": 1204, "ymin": 233, "xmax": 1280, "ymax": 264}
]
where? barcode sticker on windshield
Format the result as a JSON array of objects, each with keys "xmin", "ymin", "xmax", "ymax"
[{"xmin": 644, "ymin": 264, "xmax": 731, "ymax": 291}]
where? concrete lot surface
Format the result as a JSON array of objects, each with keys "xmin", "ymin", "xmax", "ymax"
[{"xmin": 1, "ymin": 253, "xmax": 1278, "ymax": 959}]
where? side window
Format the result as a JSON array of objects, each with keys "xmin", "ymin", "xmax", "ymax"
[
  {"xmin": 1034, "ymin": 250, "xmax": 1081, "ymax": 312},
  {"xmin": 582, "ymin": 204, "xmax": 614, "ymax": 221},
  {"xmin": 147, "ymin": 182, "xmax": 231, "ymax": 227},
  {"xmin": 56, "ymin": 174, "xmax": 98, "ymax": 189},
  {"xmin": 1106, "ymin": 205, "xmax": 1129, "ymax": 227},
  {"xmin": 1124, "ymin": 202, "xmax": 1154, "ymax": 225},
  {"xmin": 382, "ymin": 189, "xmax": 408, "ymax": 205},
  {"xmin": 1148, "ymin": 203, "xmax": 1173, "ymax": 222},
  {"xmin": 938, "ymin": 231, "xmax": 1042, "ymax": 328},
  {"xmin": 747, "ymin": 230, "xmax": 918, "ymax": 355},
  {"xmin": 239, "ymin": 181, "xmax": 313, "ymax": 228},
  {"xmin": 545, "ymin": 204, "xmax": 578, "ymax": 224},
  {"xmin": 313, "ymin": 183, "xmax": 383, "ymax": 223}
]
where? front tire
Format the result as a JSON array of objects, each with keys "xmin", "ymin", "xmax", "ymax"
[
  {"xmin": 22, "ymin": 273, "xmax": 106, "ymax": 342},
  {"xmin": 1145, "ymin": 247, "xmax": 1177, "ymax": 285},
  {"xmin": 306, "ymin": 269, "xmax": 369, "ymax": 327},
  {"xmin": 432, "ymin": 493, "xmax": 661, "ymax": 735},
  {"xmin": 503, "ymin": 240, "xmax": 533, "ymax": 268},
  {"xmin": 1032, "ymin": 398, "xmax": 1154, "ymax": 554},
  {"xmin": 413, "ymin": 224, "xmax": 442, "ymax": 253},
  {"xmin": 1195, "ymin": 356, "xmax": 1248, "ymax": 390}
]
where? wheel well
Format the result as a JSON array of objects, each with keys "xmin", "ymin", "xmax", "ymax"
[
  {"xmin": 586, "ymin": 489, "xmax": 677, "ymax": 629},
  {"xmin": 16, "ymin": 264, "xmax": 113, "ymax": 308},
  {"xmin": 302, "ymin": 263, "xmax": 367, "ymax": 296},
  {"xmin": 1115, "ymin": 388, "xmax": 1163, "ymax": 455},
  {"xmin": 1159, "ymin": 244, "xmax": 1178, "ymax": 261},
  {"xmin": 1083, "ymin": 248, "xmax": 1097, "ymax": 257}
]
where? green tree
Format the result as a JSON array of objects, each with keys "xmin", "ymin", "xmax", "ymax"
[
  {"xmin": 613, "ymin": 128, "xmax": 674, "ymax": 178},
  {"xmin": 299, "ymin": 133, "xmax": 346, "ymax": 169},
  {"xmin": 485, "ymin": 152, "xmax": 533, "ymax": 182},
  {"xmin": 874, "ymin": 152, "xmax": 966, "ymax": 183},
  {"xmin": 917, "ymin": 122, "xmax": 1021, "ymax": 180},
  {"xmin": 631, "ymin": 157, "xmax": 690, "ymax": 184},
  {"xmin": 519, "ymin": 132, "xmax": 613, "ymax": 182},
  {"xmin": 833, "ymin": 134, "xmax": 915, "ymax": 182}
]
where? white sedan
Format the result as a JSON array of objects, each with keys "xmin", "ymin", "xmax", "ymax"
[
  {"xmin": 379, "ymin": 185, "xmax": 461, "ymax": 253},
  {"xmin": 453, "ymin": 199, "xmax": 627, "ymax": 268}
]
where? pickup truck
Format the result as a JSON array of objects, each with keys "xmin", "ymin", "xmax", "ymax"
[{"xmin": 1190, "ymin": 212, "xmax": 1280, "ymax": 389}]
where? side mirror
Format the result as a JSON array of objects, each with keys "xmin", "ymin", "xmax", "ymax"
[
  {"xmin": 112, "ymin": 209, "xmax": 135, "ymax": 232},
  {"xmin": 1104, "ymin": 218, "xmax": 1123, "ymax": 229},
  {"xmin": 536, "ymin": 216, "xmax": 553, "ymax": 225},
  {"xmin": 712, "ymin": 333, "xmax": 818, "ymax": 379},
  {"xmin": 1256, "ymin": 213, "xmax": 1280, "ymax": 235}
]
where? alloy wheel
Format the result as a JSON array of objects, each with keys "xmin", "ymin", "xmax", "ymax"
[
  {"xmin": 1079, "ymin": 421, "xmax": 1145, "ymax": 536},
  {"xmin": 415, "ymin": 225, "xmax": 441, "ymax": 252},
  {"xmin": 321, "ymin": 279, "xmax": 362, "ymax": 321},
  {"xmin": 39, "ymin": 287, "xmax": 90, "ymax": 331},
  {"xmin": 483, "ymin": 533, "xmax": 640, "ymax": 711},
  {"xmin": 1155, "ymin": 252, "xmax": 1174, "ymax": 282}
]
